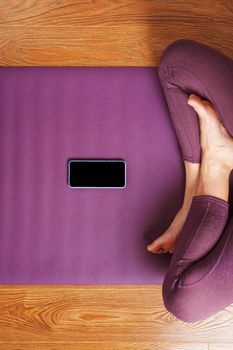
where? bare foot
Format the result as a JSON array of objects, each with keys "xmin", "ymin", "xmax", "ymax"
[
  {"xmin": 187, "ymin": 94, "xmax": 233, "ymax": 171},
  {"xmin": 146, "ymin": 93, "xmax": 233, "ymax": 254},
  {"xmin": 146, "ymin": 205, "xmax": 191, "ymax": 254}
]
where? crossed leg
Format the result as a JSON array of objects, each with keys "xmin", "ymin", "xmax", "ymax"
[
  {"xmin": 158, "ymin": 39, "xmax": 233, "ymax": 163},
  {"xmin": 156, "ymin": 39, "xmax": 233, "ymax": 322}
]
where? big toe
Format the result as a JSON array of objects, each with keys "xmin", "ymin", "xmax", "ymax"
[{"xmin": 147, "ymin": 236, "xmax": 164, "ymax": 253}]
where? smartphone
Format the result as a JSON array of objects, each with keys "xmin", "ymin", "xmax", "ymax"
[{"xmin": 68, "ymin": 159, "xmax": 126, "ymax": 188}]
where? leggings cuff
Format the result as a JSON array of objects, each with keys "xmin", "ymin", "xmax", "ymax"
[{"xmin": 193, "ymin": 195, "xmax": 229, "ymax": 207}]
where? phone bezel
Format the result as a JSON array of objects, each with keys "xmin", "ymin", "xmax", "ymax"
[{"xmin": 68, "ymin": 159, "xmax": 126, "ymax": 189}]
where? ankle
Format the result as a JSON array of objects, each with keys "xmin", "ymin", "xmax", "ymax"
[
  {"xmin": 200, "ymin": 159, "xmax": 231, "ymax": 177},
  {"xmin": 169, "ymin": 205, "xmax": 189, "ymax": 232},
  {"xmin": 194, "ymin": 160, "xmax": 230, "ymax": 201},
  {"xmin": 202, "ymin": 152, "xmax": 233, "ymax": 173}
]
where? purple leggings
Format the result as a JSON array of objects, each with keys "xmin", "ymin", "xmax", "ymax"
[{"xmin": 158, "ymin": 39, "xmax": 233, "ymax": 323}]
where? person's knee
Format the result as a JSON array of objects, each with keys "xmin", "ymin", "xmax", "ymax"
[
  {"xmin": 162, "ymin": 280, "xmax": 208, "ymax": 323},
  {"xmin": 163, "ymin": 292, "xmax": 201, "ymax": 323},
  {"xmin": 160, "ymin": 39, "xmax": 199, "ymax": 65},
  {"xmin": 158, "ymin": 39, "xmax": 200, "ymax": 81}
]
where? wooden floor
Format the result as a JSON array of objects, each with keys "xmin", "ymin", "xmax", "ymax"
[
  {"xmin": 1, "ymin": 286, "xmax": 233, "ymax": 349},
  {"xmin": 0, "ymin": 0, "xmax": 232, "ymax": 66},
  {"xmin": 0, "ymin": 1, "xmax": 233, "ymax": 349}
]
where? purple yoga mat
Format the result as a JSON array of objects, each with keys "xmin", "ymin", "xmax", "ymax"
[{"xmin": 0, "ymin": 67, "xmax": 185, "ymax": 285}]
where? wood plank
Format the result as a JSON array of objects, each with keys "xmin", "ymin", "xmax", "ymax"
[
  {"xmin": 0, "ymin": 0, "xmax": 232, "ymax": 26},
  {"xmin": 0, "ymin": 0, "xmax": 232, "ymax": 66},
  {"xmin": 209, "ymin": 345, "xmax": 233, "ymax": 350},
  {"xmin": 0, "ymin": 286, "xmax": 233, "ymax": 344},
  {"xmin": 0, "ymin": 342, "xmax": 208, "ymax": 350}
]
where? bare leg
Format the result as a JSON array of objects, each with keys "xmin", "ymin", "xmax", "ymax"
[
  {"xmin": 194, "ymin": 161, "xmax": 230, "ymax": 201},
  {"xmin": 146, "ymin": 93, "xmax": 233, "ymax": 254},
  {"xmin": 192, "ymin": 94, "xmax": 233, "ymax": 200},
  {"xmin": 146, "ymin": 160, "xmax": 200, "ymax": 254},
  {"xmin": 173, "ymin": 160, "xmax": 200, "ymax": 229}
]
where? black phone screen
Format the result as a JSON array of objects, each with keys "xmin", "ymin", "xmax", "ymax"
[{"xmin": 68, "ymin": 160, "xmax": 126, "ymax": 188}]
